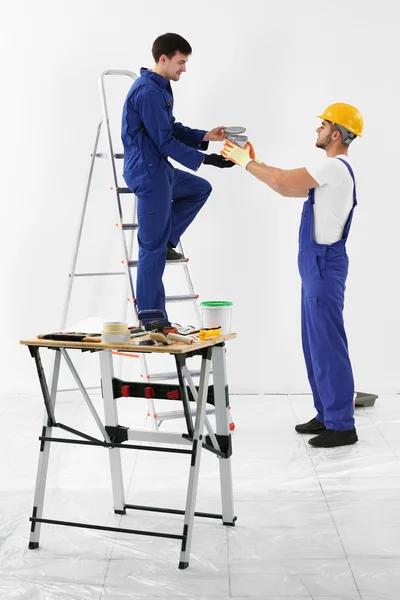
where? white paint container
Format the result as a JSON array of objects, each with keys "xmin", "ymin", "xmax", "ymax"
[{"xmin": 200, "ymin": 301, "xmax": 233, "ymax": 334}]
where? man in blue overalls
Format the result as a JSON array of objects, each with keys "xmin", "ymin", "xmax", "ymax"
[
  {"xmin": 121, "ymin": 33, "xmax": 234, "ymax": 323},
  {"xmin": 221, "ymin": 103, "xmax": 363, "ymax": 448}
]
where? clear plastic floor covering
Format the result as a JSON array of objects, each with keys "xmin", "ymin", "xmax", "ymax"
[{"xmin": 1, "ymin": 390, "xmax": 400, "ymax": 599}]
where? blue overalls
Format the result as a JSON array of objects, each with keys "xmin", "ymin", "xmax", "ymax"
[
  {"xmin": 298, "ymin": 158, "xmax": 357, "ymax": 431},
  {"xmin": 121, "ymin": 68, "xmax": 212, "ymax": 319}
]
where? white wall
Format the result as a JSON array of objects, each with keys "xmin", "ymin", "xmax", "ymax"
[{"xmin": 2, "ymin": 0, "xmax": 399, "ymax": 394}]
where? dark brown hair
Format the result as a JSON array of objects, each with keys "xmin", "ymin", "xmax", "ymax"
[{"xmin": 152, "ymin": 33, "xmax": 192, "ymax": 62}]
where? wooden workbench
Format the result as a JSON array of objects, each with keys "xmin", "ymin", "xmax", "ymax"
[
  {"xmin": 21, "ymin": 333, "xmax": 236, "ymax": 353},
  {"xmin": 21, "ymin": 332, "xmax": 237, "ymax": 569}
]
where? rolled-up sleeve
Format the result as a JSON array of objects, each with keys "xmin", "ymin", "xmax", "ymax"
[
  {"xmin": 137, "ymin": 89, "xmax": 205, "ymax": 171},
  {"xmin": 306, "ymin": 158, "xmax": 347, "ymax": 187}
]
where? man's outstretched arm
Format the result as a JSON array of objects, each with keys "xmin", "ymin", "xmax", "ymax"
[
  {"xmin": 221, "ymin": 141, "xmax": 318, "ymax": 197},
  {"xmin": 246, "ymin": 162, "xmax": 313, "ymax": 197}
]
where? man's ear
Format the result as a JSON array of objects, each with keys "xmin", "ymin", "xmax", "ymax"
[{"xmin": 332, "ymin": 129, "xmax": 341, "ymax": 142}]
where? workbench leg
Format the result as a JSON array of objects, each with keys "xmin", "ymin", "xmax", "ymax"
[
  {"xmin": 99, "ymin": 350, "xmax": 126, "ymax": 514},
  {"xmin": 28, "ymin": 348, "xmax": 61, "ymax": 549},
  {"xmin": 212, "ymin": 344, "xmax": 236, "ymax": 526},
  {"xmin": 178, "ymin": 349, "xmax": 211, "ymax": 569}
]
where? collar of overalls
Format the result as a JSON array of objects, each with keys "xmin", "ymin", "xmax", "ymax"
[{"xmin": 140, "ymin": 67, "xmax": 171, "ymax": 90}]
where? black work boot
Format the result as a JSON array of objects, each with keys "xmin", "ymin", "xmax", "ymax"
[
  {"xmin": 308, "ymin": 428, "xmax": 358, "ymax": 448},
  {"xmin": 295, "ymin": 417, "xmax": 326, "ymax": 434},
  {"xmin": 166, "ymin": 242, "xmax": 183, "ymax": 261}
]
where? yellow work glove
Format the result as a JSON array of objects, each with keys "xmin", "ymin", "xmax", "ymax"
[
  {"xmin": 221, "ymin": 140, "xmax": 252, "ymax": 168},
  {"xmin": 247, "ymin": 141, "xmax": 263, "ymax": 164},
  {"xmin": 221, "ymin": 140, "xmax": 262, "ymax": 168}
]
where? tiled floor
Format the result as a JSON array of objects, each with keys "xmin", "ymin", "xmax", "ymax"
[{"xmin": 1, "ymin": 390, "xmax": 399, "ymax": 599}]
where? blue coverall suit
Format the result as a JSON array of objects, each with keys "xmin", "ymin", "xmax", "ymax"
[
  {"xmin": 298, "ymin": 158, "xmax": 357, "ymax": 431},
  {"xmin": 121, "ymin": 68, "xmax": 212, "ymax": 319}
]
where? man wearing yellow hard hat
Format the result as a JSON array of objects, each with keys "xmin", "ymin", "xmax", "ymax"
[{"xmin": 222, "ymin": 103, "xmax": 363, "ymax": 448}]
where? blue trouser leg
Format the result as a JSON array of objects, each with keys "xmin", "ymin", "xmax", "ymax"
[
  {"xmin": 135, "ymin": 168, "xmax": 212, "ymax": 318},
  {"xmin": 169, "ymin": 169, "xmax": 212, "ymax": 247},
  {"xmin": 301, "ymin": 280, "xmax": 355, "ymax": 431},
  {"xmin": 136, "ymin": 169, "xmax": 172, "ymax": 318},
  {"xmin": 301, "ymin": 287, "xmax": 325, "ymax": 423}
]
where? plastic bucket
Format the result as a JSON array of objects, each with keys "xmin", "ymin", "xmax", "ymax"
[{"xmin": 200, "ymin": 301, "xmax": 233, "ymax": 334}]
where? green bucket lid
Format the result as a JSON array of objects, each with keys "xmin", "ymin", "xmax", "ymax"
[{"xmin": 200, "ymin": 301, "xmax": 233, "ymax": 307}]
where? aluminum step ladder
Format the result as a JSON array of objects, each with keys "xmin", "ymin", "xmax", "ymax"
[{"xmin": 61, "ymin": 69, "xmax": 235, "ymax": 431}]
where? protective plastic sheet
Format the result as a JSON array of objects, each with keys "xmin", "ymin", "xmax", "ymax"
[{"xmin": 1, "ymin": 392, "xmax": 400, "ymax": 599}]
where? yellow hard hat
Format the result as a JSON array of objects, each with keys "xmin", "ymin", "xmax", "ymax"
[{"xmin": 317, "ymin": 103, "xmax": 363, "ymax": 138}]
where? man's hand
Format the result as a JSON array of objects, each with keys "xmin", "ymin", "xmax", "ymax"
[
  {"xmin": 221, "ymin": 140, "xmax": 254, "ymax": 168},
  {"xmin": 247, "ymin": 142, "xmax": 263, "ymax": 164},
  {"xmin": 203, "ymin": 126, "xmax": 226, "ymax": 142},
  {"xmin": 203, "ymin": 153, "xmax": 236, "ymax": 168}
]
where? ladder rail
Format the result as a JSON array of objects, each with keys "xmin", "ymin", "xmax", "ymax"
[
  {"xmin": 178, "ymin": 240, "xmax": 203, "ymax": 327},
  {"xmin": 99, "ymin": 69, "xmax": 139, "ymax": 324},
  {"xmin": 99, "ymin": 70, "xmax": 154, "ymax": 417},
  {"xmin": 121, "ymin": 200, "xmax": 137, "ymax": 325},
  {"xmin": 98, "ymin": 69, "xmax": 137, "ymax": 213},
  {"xmin": 60, "ymin": 120, "xmax": 103, "ymax": 329}
]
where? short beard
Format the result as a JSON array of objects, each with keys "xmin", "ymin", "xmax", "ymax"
[{"xmin": 316, "ymin": 133, "xmax": 332, "ymax": 150}]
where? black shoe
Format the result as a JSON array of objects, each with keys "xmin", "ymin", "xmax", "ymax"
[
  {"xmin": 166, "ymin": 242, "xmax": 183, "ymax": 261},
  {"xmin": 295, "ymin": 417, "xmax": 326, "ymax": 434},
  {"xmin": 308, "ymin": 428, "xmax": 358, "ymax": 448},
  {"xmin": 144, "ymin": 320, "xmax": 172, "ymax": 333}
]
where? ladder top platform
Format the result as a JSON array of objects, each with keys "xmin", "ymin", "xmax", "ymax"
[{"xmin": 20, "ymin": 334, "xmax": 237, "ymax": 355}]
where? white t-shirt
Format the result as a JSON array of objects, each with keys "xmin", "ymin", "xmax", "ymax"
[{"xmin": 306, "ymin": 155, "xmax": 355, "ymax": 244}]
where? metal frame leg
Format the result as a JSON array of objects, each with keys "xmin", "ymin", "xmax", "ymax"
[
  {"xmin": 182, "ymin": 364, "xmax": 220, "ymax": 451},
  {"xmin": 99, "ymin": 350, "xmax": 126, "ymax": 514},
  {"xmin": 175, "ymin": 356, "xmax": 194, "ymax": 437},
  {"xmin": 178, "ymin": 348, "xmax": 211, "ymax": 569},
  {"xmin": 60, "ymin": 349, "xmax": 111, "ymax": 442},
  {"xmin": 29, "ymin": 348, "xmax": 61, "ymax": 549},
  {"xmin": 212, "ymin": 344, "xmax": 235, "ymax": 526}
]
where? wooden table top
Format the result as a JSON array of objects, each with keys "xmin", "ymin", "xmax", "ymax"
[{"xmin": 20, "ymin": 333, "xmax": 237, "ymax": 355}]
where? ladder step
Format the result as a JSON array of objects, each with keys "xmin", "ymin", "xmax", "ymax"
[
  {"xmin": 128, "ymin": 258, "xmax": 188, "ymax": 268},
  {"xmin": 148, "ymin": 369, "xmax": 213, "ymax": 382},
  {"xmin": 156, "ymin": 408, "xmax": 215, "ymax": 422},
  {"xmin": 166, "ymin": 258, "xmax": 189, "ymax": 265},
  {"xmin": 122, "ymin": 223, "xmax": 139, "ymax": 230},
  {"xmin": 116, "ymin": 187, "xmax": 133, "ymax": 194},
  {"xmin": 166, "ymin": 294, "xmax": 198, "ymax": 303},
  {"xmin": 74, "ymin": 271, "xmax": 124, "ymax": 277},
  {"xmin": 93, "ymin": 153, "xmax": 124, "ymax": 159}
]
